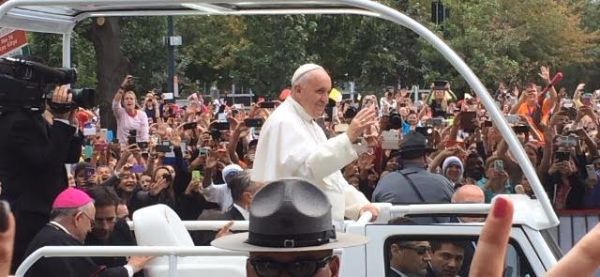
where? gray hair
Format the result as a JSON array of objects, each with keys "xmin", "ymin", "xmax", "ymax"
[
  {"xmin": 50, "ymin": 206, "xmax": 84, "ymax": 220},
  {"xmin": 228, "ymin": 170, "xmax": 259, "ymax": 202}
]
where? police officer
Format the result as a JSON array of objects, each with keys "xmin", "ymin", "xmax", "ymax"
[{"xmin": 372, "ymin": 132, "xmax": 454, "ymax": 223}]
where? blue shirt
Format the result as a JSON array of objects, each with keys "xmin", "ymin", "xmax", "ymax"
[{"xmin": 477, "ymin": 177, "xmax": 514, "ymax": 203}]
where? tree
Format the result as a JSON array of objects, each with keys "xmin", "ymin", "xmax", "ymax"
[
  {"xmin": 25, "ymin": 1, "xmax": 600, "ymax": 108},
  {"xmin": 418, "ymin": 0, "xmax": 598, "ymax": 91},
  {"xmin": 79, "ymin": 17, "xmax": 130, "ymax": 130}
]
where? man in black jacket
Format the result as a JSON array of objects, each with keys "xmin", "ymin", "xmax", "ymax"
[
  {"xmin": 85, "ymin": 186, "xmax": 137, "ymax": 269},
  {"xmin": 24, "ymin": 188, "xmax": 150, "ymax": 277},
  {"xmin": 0, "ymin": 85, "xmax": 83, "ymax": 270},
  {"xmin": 195, "ymin": 171, "xmax": 261, "ymax": 245}
]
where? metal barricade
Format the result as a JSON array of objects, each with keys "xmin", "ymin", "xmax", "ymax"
[{"xmin": 15, "ymin": 246, "xmax": 246, "ymax": 277}]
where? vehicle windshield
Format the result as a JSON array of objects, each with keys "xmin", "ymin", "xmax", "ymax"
[{"xmin": 384, "ymin": 236, "xmax": 536, "ymax": 277}]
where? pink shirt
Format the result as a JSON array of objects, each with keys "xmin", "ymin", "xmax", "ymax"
[{"xmin": 112, "ymin": 99, "xmax": 149, "ymax": 145}]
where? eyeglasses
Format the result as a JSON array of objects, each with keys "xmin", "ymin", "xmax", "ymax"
[
  {"xmin": 249, "ymin": 255, "xmax": 333, "ymax": 277},
  {"xmin": 78, "ymin": 211, "xmax": 95, "ymax": 227},
  {"xmin": 401, "ymin": 245, "xmax": 432, "ymax": 255}
]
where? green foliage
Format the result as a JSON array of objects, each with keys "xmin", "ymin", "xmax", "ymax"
[
  {"xmin": 120, "ymin": 17, "xmax": 168, "ymax": 91},
  {"xmin": 235, "ymin": 15, "xmax": 315, "ymax": 95},
  {"xmin": 26, "ymin": 33, "xmax": 62, "ymax": 67},
  {"xmin": 27, "ymin": 31, "xmax": 96, "ymax": 88},
  {"xmin": 23, "ymin": 0, "xmax": 600, "ymax": 100},
  {"xmin": 421, "ymin": 0, "xmax": 598, "ymax": 92}
]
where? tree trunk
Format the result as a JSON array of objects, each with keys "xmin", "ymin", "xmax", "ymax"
[{"xmin": 90, "ymin": 17, "xmax": 130, "ymax": 132}]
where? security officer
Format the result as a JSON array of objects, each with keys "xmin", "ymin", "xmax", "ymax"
[{"xmin": 372, "ymin": 132, "xmax": 454, "ymax": 223}]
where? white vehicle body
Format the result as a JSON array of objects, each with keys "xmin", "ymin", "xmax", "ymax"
[
  {"xmin": 16, "ymin": 197, "xmax": 562, "ymax": 276},
  {"xmin": 0, "ymin": 0, "xmax": 567, "ymax": 276}
]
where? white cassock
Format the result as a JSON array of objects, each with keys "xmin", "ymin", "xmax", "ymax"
[{"xmin": 252, "ymin": 97, "xmax": 369, "ymax": 222}]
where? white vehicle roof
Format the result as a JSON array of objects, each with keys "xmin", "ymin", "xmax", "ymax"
[
  {"xmin": 0, "ymin": 0, "xmax": 382, "ymax": 34},
  {"xmin": 0, "ymin": 0, "xmax": 560, "ymax": 229}
]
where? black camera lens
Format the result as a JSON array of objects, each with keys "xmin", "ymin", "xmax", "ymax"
[
  {"xmin": 0, "ymin": 58, "xmax": 95, "ymax": 113},
  {"xmin": 210, "ymin": 128, "xmax": 221, "ymax": 141},
  {"xmin": 70, "ymin": 88, "xmax": 95, "ymax": 109},
  {"xmin": 388, "ymin": 111, "xmax": 403, "ymax": 129}
]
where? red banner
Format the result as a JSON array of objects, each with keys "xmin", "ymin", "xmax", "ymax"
[{"xmin": 0, "ymin": 30, "xmax": 27, "ymax": 56}]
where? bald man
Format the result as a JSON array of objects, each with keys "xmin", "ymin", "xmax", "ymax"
[
  {"xmin": 451, "ymin": 185, "xmax": 484, "ymax": 277},
  {"xmin": 451, "ymin": 185, "xmax": 485, "ymax": 223}
]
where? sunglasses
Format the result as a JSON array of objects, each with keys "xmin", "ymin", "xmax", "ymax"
[
  {"xmin": 249, "ymin": 255, "xmax": 333, "ymax": 277},
  {"xmin": 402, "ymin": 245, "xmax": 431, "ymax": 255}
]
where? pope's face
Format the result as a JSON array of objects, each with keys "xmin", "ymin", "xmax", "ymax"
[{"xmin": 294, "ymin": 70, "xmax": 331, "ymax": 119}]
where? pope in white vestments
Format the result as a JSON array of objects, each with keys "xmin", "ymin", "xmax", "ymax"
[{"xmin": 252, "ymin": 64, "xmax": 378, "ymax": 222}]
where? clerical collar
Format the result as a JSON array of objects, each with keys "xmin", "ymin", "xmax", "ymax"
[
  {"xmin": 286, "ymin": 97, "xmax": 314, "ymax": 122},
  {"xmin": 49, "ymin": 221, "xmax": 73, "ymax": 237}
]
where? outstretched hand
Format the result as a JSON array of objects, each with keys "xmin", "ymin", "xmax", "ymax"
[
  {"xmin": 470, "ymin": 196, "xmax": 600, "ymax": 276},
  {"xmin": 538, "ymin": 65, "xmax": 551, "ymax": 82},
  {"xmin": 347, "ymin": 106, "xmax": 377, "ymax": 142}
]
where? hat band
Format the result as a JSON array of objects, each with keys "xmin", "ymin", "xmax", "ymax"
[{"xmin": 247, "ymin": 229, "xmax": 336, "ymax": 248}]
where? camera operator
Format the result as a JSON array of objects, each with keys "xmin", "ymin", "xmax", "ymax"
[{"xmin": 0, "ymin": 84, "xmax": 83, "ymax": 271}]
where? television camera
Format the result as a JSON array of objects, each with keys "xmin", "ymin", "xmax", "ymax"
[{"xmin": 0, "ymin": 57, "xmax": 94, "ymax": 113}]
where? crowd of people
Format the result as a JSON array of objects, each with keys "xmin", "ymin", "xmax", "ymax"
[
  {"xmin": 69, "ymin": 65, "xmax": 600, "ymax": 217},
  {"xmin": 2, "ymin": 61, "xmax": 600, "ymax": 276}
]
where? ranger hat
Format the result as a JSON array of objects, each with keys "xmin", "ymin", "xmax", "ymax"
[
  {"xmin": 212, "ymin": 178, "xmax": 368, "ymax": 252},
  {"xmin": 398, "ymin": 132, "xmax": 429, "ymax": 159}
]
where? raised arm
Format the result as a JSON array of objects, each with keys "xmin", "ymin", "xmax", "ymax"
[
  {"xmin": 573, "ymin": 83, "xmax": 585, "ymax": 108},
  {"xmin": 428, "ymin": 148, "xmax": 452, "ymax": 172},
  {"xmin": 112, "ymin": 75, "xmax": 132, "ymax": 116},
  {"xmin": 254, "ymin": 107, "xmax": 375, "ymax": 183},
  {"xmin": 510, "ymin": 88, "xmax": 527, "ymax": 114},
  {"xmin": 538, "ymin": 66, "xmax": 557, "ymax": 108},
  {"xmin": 228, "ymin": 118, "xmax": 248, "ymax": 164}
]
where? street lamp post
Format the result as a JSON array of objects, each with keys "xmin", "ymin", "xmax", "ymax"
[{"xmin": 166, "ymin": 16, "xmax": 182, "ymax": 97}]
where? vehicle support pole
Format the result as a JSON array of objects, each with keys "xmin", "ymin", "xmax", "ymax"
[
  {"xmin": 168, "ymin": 254, "xmax": 177, "ymax": 277},
  {"xmin": 167, "ymin": 16, "xmax": 175, "ymax": 94},
  {"xmin": 62, "ymin": 32, "xmax": 72, "ymax": 68}
]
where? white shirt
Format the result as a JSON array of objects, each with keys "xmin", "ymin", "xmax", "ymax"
[
  {"xmin": 252, "ymin": 97, "xmax": 369, "ymax": 222},
  {"xmin": 112, "ymin": 99, "xmax": 149, "ymax": 145}
]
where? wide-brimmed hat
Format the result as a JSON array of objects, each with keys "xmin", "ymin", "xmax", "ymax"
[
  {"xmin": 398, "ymin": 132, "xmax": 430, "ymax": 158},
  {"xmin": 212, "ymin": 179, "xmax": 368, "ymax": 252}
]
